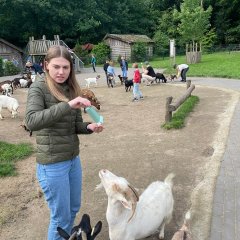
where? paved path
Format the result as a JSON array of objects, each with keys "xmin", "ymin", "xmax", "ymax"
[
  {"xmin": 190, "ymin": 77, "xmax": 240, "ymax": 240},
  {"xmin": 1, "ymin": 69, "xmax": 239, "ymax": 239}
]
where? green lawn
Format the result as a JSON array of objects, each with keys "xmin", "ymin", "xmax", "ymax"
[
  {"xmin": 0, "ymin": 141, "xmax": 34, "ymax": 177},
  {"xmin": 149, "ymin": 52, "xmax": 240, "ymax": 79}
]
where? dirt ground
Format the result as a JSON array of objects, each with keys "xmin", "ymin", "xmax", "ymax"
[{"xmin": 0, "ymin": 71, "xmax": 238, "ymax": 240}]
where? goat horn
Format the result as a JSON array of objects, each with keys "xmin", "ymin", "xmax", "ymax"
[{"xmin": 127, "ymin": 184, "xmax": 139, "ymax": 222}]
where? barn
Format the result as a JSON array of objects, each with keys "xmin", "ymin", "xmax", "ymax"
[
  {"xmin": 0, "ymin": 38, "xmax": 24, "ymax": 68},
  {"xmin": 103, "ymin": 34, "xmax": 154, "ymax": 61}
]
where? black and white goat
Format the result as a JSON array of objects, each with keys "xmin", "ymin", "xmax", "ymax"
[
  {"xmin": 57, "ymin": 214, "xmax": 102, "ymax": 240},
  {"xmin": 97, "ymin": 169, "xmax": 175, "ymax": 240}
]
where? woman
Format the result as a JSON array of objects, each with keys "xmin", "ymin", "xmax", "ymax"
[{"xmin": 25, "ymin": 45, "xmax": 103, "ymax": 240}]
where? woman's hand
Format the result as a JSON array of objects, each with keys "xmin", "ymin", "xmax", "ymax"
[
  {"xmin": 68, "ymin": 97, "xmax": 91, "ymax": 109},
  {"xmin": 87, "ymin": 123, "xmax": 104, "ymax": 133}
]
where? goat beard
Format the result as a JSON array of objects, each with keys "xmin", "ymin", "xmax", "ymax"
[{"xmin": 95, "ymin": 182, "xmax": 103, "ymax": 190}]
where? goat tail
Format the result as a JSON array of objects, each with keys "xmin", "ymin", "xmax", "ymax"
[
  {"xmin": 164, "ymin": 173, "xmax": 175, "ymax": 189},
  {"xmin": 184, "ymin": 210, "xmax": 191, "ymax": 225}
]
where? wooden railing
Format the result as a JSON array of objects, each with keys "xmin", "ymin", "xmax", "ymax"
[
  {"xmin": 165, "ymin": 80, "xmax": 195, "ymax": 123},
  {"xmin": 25, "ymin": 35, "xmax": 84, "ymax": 72}
]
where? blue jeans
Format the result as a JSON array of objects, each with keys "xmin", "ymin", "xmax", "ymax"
[
  {"xmin": 133, "ymin": 83, "xmax": 143, "ymax": 99},
  {"xmin": 122, "ymin": 68, "xmax": 127, "ymax": 78},
  {"xmin": 181, "ymin": 67, "xmax": 189, "ymax": 81},
  {"xmin": 37, "ymin": 156, "xmax": 82, "ymax": 240}
]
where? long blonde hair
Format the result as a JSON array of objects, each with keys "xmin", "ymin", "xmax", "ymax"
[{"xmin": 44, "ymin": 45, "xmax": 81, "ymax": 102}]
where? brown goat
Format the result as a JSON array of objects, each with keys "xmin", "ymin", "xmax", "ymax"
[{"xmin": 80, "ymin": 88, "xmax": 101, "ymax": 113}]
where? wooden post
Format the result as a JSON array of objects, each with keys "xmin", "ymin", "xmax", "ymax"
[
  {"xmin": 186, "ymin": 80, "xmax": 191, "ymax": 89},
  {"xmin": 165, "ymin": 96, "xmax": 173, "ymax": 123}
]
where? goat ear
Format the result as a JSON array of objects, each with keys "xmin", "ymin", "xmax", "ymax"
[
  {"xmin": 57, "ymin": 227, "xmax": 70, "ymax": 239},
  {"xmin": 91, "ymin": 221, "xmax": 102, "ymax": 238}
]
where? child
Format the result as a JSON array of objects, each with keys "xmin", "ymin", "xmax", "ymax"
[{"xmin": 132, "ymin": 63, "xmax": 143, "ymax": 101}]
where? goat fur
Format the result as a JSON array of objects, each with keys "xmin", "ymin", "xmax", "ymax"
[
  {"xmin": 80, "ymin": 88, "xmax": 100, "ymax": 113},
  {"xmin": 0, "ymin": 95, "xmax": 19, "ymax": 119},
  {"xmin": 97, "ymin": 169, "xmax": 175, "ymax": 240},
  {"xmin": 85, "ymin": 75, "xmax": 100, "ymax": 88}
]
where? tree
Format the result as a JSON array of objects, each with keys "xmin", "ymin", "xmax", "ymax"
[{"xmin": 174, "ymin": 0, "xmax": 212, "ymax": 46}]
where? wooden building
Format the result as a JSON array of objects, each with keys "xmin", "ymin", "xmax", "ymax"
[
  {"xmin": 0, "ymin": 38, "xmax": 24, "ymax": 68},
  {"xmin": 26, "ymin": 35, "xmax": 84, "ymax": 72},
  {"xmin": 103, "ymin": 34, "xmax": 154, "ymax": 61}
]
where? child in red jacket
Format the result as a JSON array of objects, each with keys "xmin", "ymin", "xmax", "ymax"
[{"xmin": 132, "ymin": 63, "xmax": 143, "ymax": 102}]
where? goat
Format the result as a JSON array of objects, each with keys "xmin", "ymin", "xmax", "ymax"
[
  {"xmin": 0, "ymin": 95, "xmax": 19, "ymax": 119},
  {"xmin": 85, "ymin": 75, "xmax": 100, "ymax": 88},
  {"xmin": 57, "ymin": 213, "xmax": 102, "ymax": 240},
  {"xmin": 118, "ymin": 75, "xmax": 125, "ymax": 85},
  {"xmin": 80, "ymin": 88, "xmax": 101, "ymax": 113},
  {"xmin": 171, "ymin": 210, "xmax": 192, "ymax": 240},
  {"xmin": 19, "ymin": 78, "xmax": 29, "ymax": 88},
  {"xmin": 97, "ymin": 169, "xmax": 175, "ymax": 240},
  {"xmin": 1, "ymin": 83, "xmax": 12, "ymax": 96},
  {"xmin": 168, "ymin": 74, "xmax": 177, "ymax": 81},
  {"xmin": 155, "ymin": 73, "xmax": 167, "ymax": 83},
  {"xmin": 107, "ymin": 74, "xmax": 114, "ymax": 88},
  {"xmin": 0, "ymin": 80, "xmax": 14, "ymax": 94},
  {"xmin": 124, "ymin": 79, "xmax": 133, "ymax": 92}
]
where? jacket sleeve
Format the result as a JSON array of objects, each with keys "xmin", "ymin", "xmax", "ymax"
[
  {"xmin": 75, "ymin": 109, "xmax": 93, "ymax": 134},
  {"xmin": 25, "ymin": 83, "xmax": 72, "ymax": 131}
]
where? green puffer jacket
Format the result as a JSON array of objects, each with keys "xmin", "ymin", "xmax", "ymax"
[{"xmin": 25, "ymin": 79, "xmax": 92, "ymax": 164}]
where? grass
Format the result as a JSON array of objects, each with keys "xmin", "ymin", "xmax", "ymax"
[
  {"xmin": 0, "ymin": 141, "xmax": 34, "ymax": 177},
  {"xmin": 150, "ymin": 51, "xmax": 240, "ymax": 79},
  {"xmin": 162, "ymin": 95, "xmax": 200, "ymax": 130}
]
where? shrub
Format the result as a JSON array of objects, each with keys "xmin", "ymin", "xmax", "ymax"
[
  {"xmin": 4, "ymin": 61, "xmax": 20, "ymax": 76},
  {"xmin": 91, "ymin": 42, "xmax": 111, "ymax": 64},
  {"xmin": 131, "ymin": 42, "xmax": 148, "ymax": 62}
]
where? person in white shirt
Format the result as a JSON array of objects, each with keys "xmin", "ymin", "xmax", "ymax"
[{"xmin": 174, "ymin": 64, "xmax": 189, "ymax": 82}]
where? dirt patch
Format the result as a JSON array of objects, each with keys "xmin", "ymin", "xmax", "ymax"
[{"xmin": 0, "ymin": 77, "xmax": 237, "ymax": 240}]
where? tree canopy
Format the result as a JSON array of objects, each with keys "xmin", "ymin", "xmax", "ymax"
[{"xmin": 0, "ymin": 0, "xmax": 239, "ymax": 48}]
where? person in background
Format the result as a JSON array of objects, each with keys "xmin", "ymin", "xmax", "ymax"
[
  {"xmin": 107, "ymin": 61, "xmax": 116, "ymax": 87},
  {"xmin": 132, "ymin": 63, "xmax": 143, "ymax": 102},
  {"xmin": 173, "ymin": 63, "xmax": 189, "ymax": 82},
  {"xmin": 141, "ymin": 61, "xmax": 156, "ymax": 86},
  {"xmin": 103, "ymin": 59, "xmax": 110, "ymax": 86},
  {"xmin": 32, "ymin": 62, "xmax": 44, "ymax": 75},
  {"xmin": 25, "ymin": 45, "xmax": 103, "ymax": 240},
  {"xmin": 91, "ymin": 54, "xmax": 96, "ymax": 72},
  {"xmin": 119, "ymin": 56, "xmax": 128, "ymax": 80},
  {"xmin": 12, "ymin": 57, "xmax": 19, "ymax": 67}
]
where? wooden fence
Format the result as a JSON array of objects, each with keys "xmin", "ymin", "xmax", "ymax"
[{"xmin": 165, "ymin": 80, "xmax": 195, "ymax": 123}]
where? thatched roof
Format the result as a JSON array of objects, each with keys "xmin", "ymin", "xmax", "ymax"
[{"xmin": 103, "ymin": 34, "xmax": 154, "ymax": 44}]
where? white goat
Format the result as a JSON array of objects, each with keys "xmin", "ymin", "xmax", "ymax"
[
  {"xmin": 97, "ymin": 169, "xmax": 175, "ymax": 240},
  {"xmin": 85, "ymin": 75, "xmax": 100, "ymax": 88},
  {"xmin": 0, "ymin": 95, "xmax": 19, "ymax": 119},
  {"xmin": 19, "ymin": 78, "xmax": 28, "ymax": 88}
]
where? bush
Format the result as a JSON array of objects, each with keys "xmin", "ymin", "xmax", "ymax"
[
  {"xmin": 131, "ymin": 42, "xmax": 148, "ymax": 62},
  {"xmin": 4, "ymin": 61, "xmax": 20, "ymax": 76},
  {"xmin": 91, "ymin": 42, "xmax": 111, "ymax": 64},
  {"xmin": 0, "ymin": 57, "xmax": 3, "ymax": 77}
]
